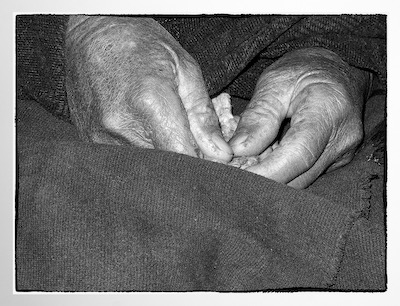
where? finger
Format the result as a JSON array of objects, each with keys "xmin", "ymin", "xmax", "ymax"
[
  {"xmin": 286, "ymin": 150, "xmax": 335, "ymax": 189},
  {"xmin": 176, "ymin": 57, "xmax": 233, "ymax": 162},
  {"xmin": 325, "ymin": 149, "xmax": 356, "ymax": 173},
  {"xmin": 245, "ymin": 126, "xmax": 330, "ymax": 184},
  {"xmin": 287, "ymin": 148, "xmax": 356, "ymax": 189},
  {"xmin": 228, "ymin": 79, "xmax": 288, "ymax": 157},
  {"xmin": 285, "ymin": 83, "xmax": 362, "ymax": 188},
  {"xmin": 245, "ymin": 88, "xmax": 333, "ymax": 184}
]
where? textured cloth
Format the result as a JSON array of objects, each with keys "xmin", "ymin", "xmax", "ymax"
[
  {"xmin": 16, "ymin": 15, "xmax": 70, "ymax": 121},
  {"xmin": 16, "ymin": 15, "xmax": 386, "ymax": 121},
  {"xmin": 155, "ymin": 15, "xmax": 386, "ymax": 100},
  {"xmin": 15, "ymin": 15, "xmax": 386, "ymax": 291}
]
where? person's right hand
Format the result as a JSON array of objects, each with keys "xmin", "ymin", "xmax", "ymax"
[{"xmin": 65, "ymin": 16, "xmax": 232, "ymax": 162}]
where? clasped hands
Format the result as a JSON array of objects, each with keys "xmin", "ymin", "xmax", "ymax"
[{"xmin": 66, "ymin": 16, "xmax": 370, "ymax": 188}]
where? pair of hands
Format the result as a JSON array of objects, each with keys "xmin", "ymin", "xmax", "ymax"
[{"xmin": 66, "ymin": 16, "xmax": 370, "ymax": 189}]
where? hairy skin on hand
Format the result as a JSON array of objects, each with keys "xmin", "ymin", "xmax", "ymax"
[
  {"xmin": 65, "ymin": 16, "xmax": 232, "ymax": 162},
  {"xmin": 65, "ymin": 17, "xmax": 370, "ymax": 188}
]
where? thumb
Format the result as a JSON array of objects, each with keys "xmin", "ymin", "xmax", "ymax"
[{"xmin": 229, "ymin": 81, "xmax": 288, "ymax": 157}]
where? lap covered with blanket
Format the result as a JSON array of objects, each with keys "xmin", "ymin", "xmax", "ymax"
[{"xmin": 15, "ymin": 15, "xmax": 386, "ymax": 291}]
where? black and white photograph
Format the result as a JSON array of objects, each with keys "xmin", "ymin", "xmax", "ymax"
[{"xmin": 7, "ymin": 0, "xmax": 399, "ymax": 304}]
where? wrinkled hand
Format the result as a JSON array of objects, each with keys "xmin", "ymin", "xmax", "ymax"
[
  {"xmin": 65, "ymin": 16, "xmax": 232, "ymax": 162},
  {"xmin": 229, "ymin": 48, "xmax": 371, "ymax": 188}
]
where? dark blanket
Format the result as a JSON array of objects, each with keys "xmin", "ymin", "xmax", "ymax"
[{"xmin": 15, "ymin": 15, "xmax": 387, "ymax": 291}]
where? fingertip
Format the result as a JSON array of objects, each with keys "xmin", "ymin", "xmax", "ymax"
[{"xmin": 209, "ymin": 133, "xmax": 234, "ymax": 162}]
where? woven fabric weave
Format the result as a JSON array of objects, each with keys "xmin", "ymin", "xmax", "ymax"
[
  {"xmin": 16, "ymin": 15, "xmax": 386, "ymax": 120},
  {"xmin": 15, "ymin": 15, "xmax": 387, "ymax": 291}
]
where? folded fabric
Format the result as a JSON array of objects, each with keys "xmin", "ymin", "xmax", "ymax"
[{"xmin": 16, "ymin": 99, "xmax": 361, "ymax": 291}]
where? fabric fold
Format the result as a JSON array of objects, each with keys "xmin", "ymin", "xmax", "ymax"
[
  {"xmin": 17, "ymin": 100, "xmax": 358, "ymax": 291},
  {"xmin": 15, "ymin": 15, "xmax": 386, "ymax": 291}
]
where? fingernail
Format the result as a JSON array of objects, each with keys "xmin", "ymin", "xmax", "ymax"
[{"xmin": 212, "ymin": 133, "xmax": 233, "ymax": 159}]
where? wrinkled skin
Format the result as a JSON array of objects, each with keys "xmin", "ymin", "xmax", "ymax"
[
  {"xmin": 66, "ymin": 16, "xmax": 371, "ymax": 189},
  {"xmin": 66, "ymin": 16, "xmax": 232, "ymax": 162},
  {"xmin": 229, "ymin": 48, "xmax": 371, "ymax": 188}
]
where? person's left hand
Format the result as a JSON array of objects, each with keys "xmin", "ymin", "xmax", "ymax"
[{"xmin": 229, "ymin": 48, "xmax": 371, "ymax": 188}]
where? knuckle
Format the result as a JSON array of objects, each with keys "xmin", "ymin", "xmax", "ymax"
[
  {"xmin": 151, "ymin": 58, "xmax": 177, "ymax": 79},
  {"xmin": 292, "ymin": 142, "xmax": 318, "ymax": 169},
  {"xmin": 101, "ymin": 111, "xmax": 129, "ymax": 132}
]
